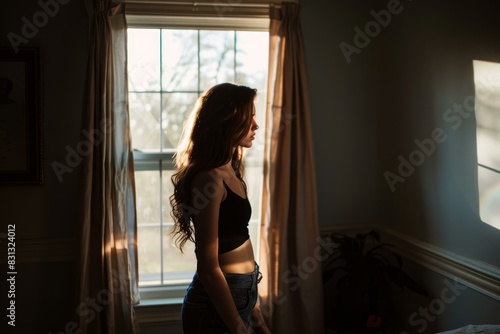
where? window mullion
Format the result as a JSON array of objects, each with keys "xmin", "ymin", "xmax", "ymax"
[
  {"xmin": 478, "ymin": 163, "xmax": 500, "ymax": 175},
  {"xmin": 159, "ymin": 30, "xmax": 166, "ymax": 285},
  {"xmin": 234, "ymin": 31, "xmax": 237, "ymax": 81},
  {"xmin": 159, "ymin": 159, "xmax": 164, "ymax": 285},
  {"xmin": 197, "ymin": 30, "xmax": 201, "ymax": 93},
  {"xmin": 160, "ymin": 29, "xmax": 164, "ymax": 152}
]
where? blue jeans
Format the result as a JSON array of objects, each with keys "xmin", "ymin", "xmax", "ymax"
[{"xmin": 181, "ymin": 263, "xmax": 263, "ymax": 334}]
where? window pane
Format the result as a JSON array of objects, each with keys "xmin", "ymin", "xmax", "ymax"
[
  {"xmin": 130, "ymin": 92, "xmax": 161, "ymax": 151},
  {"xmin": 236, "ymin": 31, "xmax": 269, "ymax": 91},
  {"xmin": 162, "ymin": 93, "xmax": 199, "ymax": 150},
  {"xmin": 138, "ymin": 225, "xmax": 162, "ymax": 286},
  {"xmin": 135, "ymin": 170, "xmax": 162, "ymax": 286},
  {"xmin": 245, "ymin": 165, "xmax": 264, "ymax": 221},
  {"xmin": 200, "ymin": 30, "xmax": 235, "ymax": 89},
  {"xmin": 244, "ymin": 162, "xmax": 263, "ymax": 260},
  {"xmin": 162, "ymin": 30, "xmax": 199, "ymax": 91},
  {"xmin": 248, "ymin": 221, "xmax": 259, "ymax": 259},
  {"xmin": 163, "ymin": 224, "xmax": 197, "ymax": 284},
  {"xmin": 474, "ymin": 59, "xmax": 500, "ymax": 170},
  {"xmin": 135, "ymin": 169, "xmax": 161, "ymax": 225},
  {"xmin": 473, "ymin": 59, "xmax": 500, "ymax": 230},
  {"xmin": 477, "ymin": 126, "xmax": 500, "ymax": 171},
  {"xmin": 128, "ymin": 29, "xmax": 160, "ymax": 92},
  {"xmin": 162, "ymin": 169, "xmax": 197, "ymax": 283}
]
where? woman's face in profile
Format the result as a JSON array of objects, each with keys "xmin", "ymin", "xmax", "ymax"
[{"xmin": 239, "ymin": 113, "xmax": 259, "ymax": 148}]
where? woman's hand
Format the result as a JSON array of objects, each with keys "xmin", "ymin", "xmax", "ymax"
[{"xmin": 250, "ymin": 304, "xmax": 271, "ymax": 334}]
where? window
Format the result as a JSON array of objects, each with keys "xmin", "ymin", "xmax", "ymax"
[
  {"xmin": 473, "ymin": 60, "xmax": 500, "ymax": 230},
  {"xmin": 127, "ymin": 27, "xmax": 269, "ymax": 295}
]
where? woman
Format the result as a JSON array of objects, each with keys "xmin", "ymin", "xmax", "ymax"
[{"xmin": 170, "ymin": 83, "xmax": 271, "ymax": 334}]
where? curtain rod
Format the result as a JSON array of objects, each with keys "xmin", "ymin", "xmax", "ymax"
[{"xmin": 113, "ymin": 0, "xmax": 299, "ymax": 7}]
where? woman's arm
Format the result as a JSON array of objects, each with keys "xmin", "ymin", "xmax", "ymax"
[
  {"xmin": 191, "ymin": 171, "xmax": 249, "ymax": 334},
  {"xmin": 251, "ymin": 304, "xmax": 272, "ymax": 334}
]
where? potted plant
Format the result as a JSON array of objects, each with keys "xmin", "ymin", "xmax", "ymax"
[{"xmin": 321, "ymin": 230, "xmax": 428, "ymax": 334}]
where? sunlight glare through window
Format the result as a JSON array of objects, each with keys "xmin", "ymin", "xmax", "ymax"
[{"xmin": 473, "ymin": 59, "xmax": 500, "ymax": 230}]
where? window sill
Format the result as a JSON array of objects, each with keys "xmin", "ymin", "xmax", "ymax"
[
  {"xmin": 136, "ymin": 297, "xmax": 184, "ymax": 307},
  {"xmin": 134, "ymin": 283, "xmax": 188, "ymax": 325}
]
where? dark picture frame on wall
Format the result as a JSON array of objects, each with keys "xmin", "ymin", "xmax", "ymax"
[{"xmin": 0, "ymin": 47, "xmax": 43, "ymax": 185}]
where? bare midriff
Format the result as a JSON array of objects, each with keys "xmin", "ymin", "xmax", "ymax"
[{"xmin": 218, "ymin": 239, "xmax": 256, "ymax": 274}]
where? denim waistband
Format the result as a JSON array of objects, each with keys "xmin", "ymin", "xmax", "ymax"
[{"xmin": 222, "ymin": 262, "xmax": 262, "ymax": 288}]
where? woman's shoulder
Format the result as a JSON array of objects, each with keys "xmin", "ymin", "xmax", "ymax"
[
  {"xmin": 191, "ymin": 169, "xmax": 224, "ymax": 190},
  {"xmin": 191, "ymin": 169, "xmax": 227, "ymax": 202}
]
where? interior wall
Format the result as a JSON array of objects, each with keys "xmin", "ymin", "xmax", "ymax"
[
  {"xmin": 302, "ymin": 0, "xmax": 500, "ymax": 264},
  {"xmin": 301, "ymin": 0, "xmax": 379, "ymax": 228},
  {"xmin": 371, "ymin": 0, "xmax": 500, "ymax": 330},
  {"xmin": 374, "ymin": 0, "xmax": 500, "ymax": 267},
  {"xmin": 0, "ymin": 0, "xmax": 88, "ymax": 332},
  {"xmin": 302, "ymin": 0, "xmax": 500, "ymax": 332}
]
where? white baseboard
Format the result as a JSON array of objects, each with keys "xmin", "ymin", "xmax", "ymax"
[{"xmin": 320, "ymin": 224, "xmax": 500, "ymax": 301}]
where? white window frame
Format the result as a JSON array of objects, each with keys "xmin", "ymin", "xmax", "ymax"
[{"xmin": 127, "ymin": 14, "xmax": 270, "ymax": 307}]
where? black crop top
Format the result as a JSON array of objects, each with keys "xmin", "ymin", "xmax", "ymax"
[{"xmin": 217, "ymin": 182, "xmax": 251, "ymax": 254}]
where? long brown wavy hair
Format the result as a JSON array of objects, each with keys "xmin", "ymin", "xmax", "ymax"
[{"xmin": 170, "ymin": 83, "xmax": 257, "ymax": 251}]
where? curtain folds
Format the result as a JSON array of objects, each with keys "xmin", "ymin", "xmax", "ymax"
[
  {"xmin": 78, "ymin": 1, "xmax": 140, "ymax": 333},
  {"xmin": 259, "ymin": 2, "xmax": 324, "ymax": 334}
]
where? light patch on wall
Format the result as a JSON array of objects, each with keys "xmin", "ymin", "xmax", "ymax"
[{"xmin": 473, "ymin": 60, "xmax": 500, "ymax": 230}]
